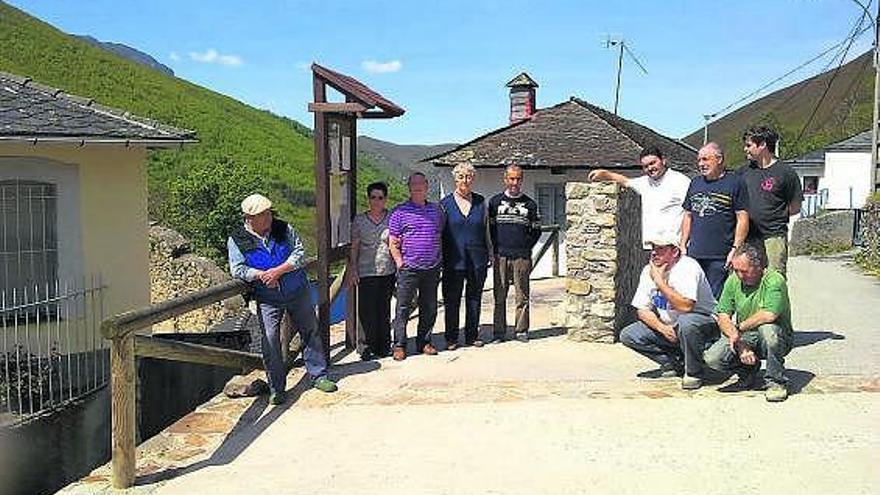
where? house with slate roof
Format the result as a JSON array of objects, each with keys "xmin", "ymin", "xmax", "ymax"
[
  {"xmin": 0, "ymin": 70, "xmax": 194, "ymax": 334},
  {"xmin": 426, "ymin": 72, "xmax": 696, "ymax": 277},
  {"xmin": 785, "ymin": 129, "xmax": 874, "ymax": 212}
]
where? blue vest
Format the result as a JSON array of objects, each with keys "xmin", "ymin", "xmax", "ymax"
[
  {"xmin": 231, "ymin": 220, "xmax": 308, "ymax": 304},
  {"xmin": 441, "ymin": 193, "xmax": 489, "ymax": 272}
]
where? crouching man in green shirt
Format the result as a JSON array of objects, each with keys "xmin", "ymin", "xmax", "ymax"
[{"xmin": 703, "ymin": 244, "xmax": 794, "ymax": 402}]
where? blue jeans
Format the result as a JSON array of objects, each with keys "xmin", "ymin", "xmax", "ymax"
[
  {"xmin": 392, "ymin": 266, "xmax": 440, "ymax": 350},
  {"xmin": 619, "ymin": 313, "xmax": 719, "ymax": 376},
  {"xmin": 442, "ymin": 267, "xmax": 487, "ymax": 344},
  {"xmin": 695, "ymin": 258, "xmax": 728, "ymax": 299},
  {"xmin": 256, "ymin": 288, "xmax": 329, "ymax": 394},
  {"xmin": 703, "ymin": 323, "xmax": 792, "ymax": 384}
]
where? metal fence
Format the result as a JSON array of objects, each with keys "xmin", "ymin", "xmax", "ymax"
[
  {"xmin": 0, "ymin": 276, "xmax": 106, "ymax": 422},
  {"xmin": 801, "ymin": 189, "xmax": 829, "ymax": 218}
]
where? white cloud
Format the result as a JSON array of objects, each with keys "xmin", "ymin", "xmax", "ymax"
[
  {"xmin": 188, "ymin": 49, "xmax": 243, "ymax": 67},
  {"xmin": 362, "ymin": 59, "xmax": 402, "ymax": 74},
  {"xmin": 169, "ymin": 52, "xmax": 181, "ymax": 62}
]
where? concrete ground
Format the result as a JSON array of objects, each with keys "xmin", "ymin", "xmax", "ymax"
[{"xmin": 61, "ymin": 256, "xmax": 880, "ymax": 495}]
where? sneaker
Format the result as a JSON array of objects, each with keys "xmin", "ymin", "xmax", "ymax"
[
  {"xmin": 659, "ymin": 361, "xmax": 684, "ymax": 378},
  {"xmin": 491, "ymin": 335, "xmax": 506, "ymax": 344},
  {"xmin": 313, "ymin": 376, "xmax": 338, "ymax": 393},
  {"xmin": 269, "ymin": 391, "xmax": 286, "ymax": 405},
  {"xmin": 422, "ymin": 343, "xmax": 438, "ymax": 355},
  {"xmin": 359, "ymin": 349, "xmax": 374, "ymax": 361},
  {"xmin": 681, "ymin": 375, "xmax": 703, "ymax": 390},
  {"xmin": 765, "ymin": 381, "xmax": 788, "ymax": 402},
  {"xmin": 732, "ymin": 365, "xmax": 761, "ymax": 390},
  {"xmin": 515, "ymin": 332, "xmax": 529, "ymax": 343},
  {"xmin": 446, "ymin": 341, "xmax": 459, "ymax": 351}
]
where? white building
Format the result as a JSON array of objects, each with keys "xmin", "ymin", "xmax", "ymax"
[
  {"xmin": 787, "ymin": 130, "xmax": 874, "ymax": 214},
  {"xmin": 425, "ymin": 73, "xmax": 697, "ymax": 278}
]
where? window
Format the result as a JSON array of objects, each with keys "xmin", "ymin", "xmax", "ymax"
[
  {"xmin": 0, "ymin": 180, "xmax": 58, "ymax": 294},
  {"xmin": 803, "ymin": 176, "xmax": 819, "ymax": 195},
  {"xmin": 535, "ymin": 183, "xmax": 565, "ymax": 227}
]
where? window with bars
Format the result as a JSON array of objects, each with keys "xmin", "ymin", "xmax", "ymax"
[
  {"xmin": 535, "ymin": 183, "xmax": 565, "ymax": 227},
  {"xmin": 0, "ymin": 180, "xmax": 58, "ymax": 294}
]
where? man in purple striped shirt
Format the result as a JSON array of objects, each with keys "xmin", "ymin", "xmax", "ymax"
[{"xmin": 388, "ymin": 172, "xmax": 444, "ymax": 360}]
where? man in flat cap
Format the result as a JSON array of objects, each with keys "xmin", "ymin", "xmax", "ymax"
[{"xmin": 228, "ymin": 193, "xmax": 337, "ymax": 404}]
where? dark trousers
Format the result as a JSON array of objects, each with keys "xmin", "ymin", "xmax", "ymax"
[
  {"xmin": 619, "ymin": 313, "xmax": 719, "ymax": 376},
  {"xmin": 695, "ymin": 258, "xmax": 729, "ymax": 299},
  {"xmin": 358, "ymin": 274, "xmax": 395, "ymax": 357},
  {"xmin": 493, "ymin": 256, "xmax": 531, "ymax": 337},
  {"xmin": 443, "ymin": 267, "xmax": 487, "ymax": 344},
  {"xmin": 392, "ymin": 266, "xmax": 440, "ymax": 350}
]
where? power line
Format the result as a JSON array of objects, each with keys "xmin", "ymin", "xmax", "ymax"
[
  {"xmin": 705, "ymin": 20, "xmax": 872, "ymax": 121},
  {"xmin": 791, "ymin": 6, "xmax": 870, "ymax": 147}
]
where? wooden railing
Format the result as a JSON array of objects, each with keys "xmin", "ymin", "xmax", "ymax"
[
  {"xmin": 531, "ymin": 224, "xmax": 561, "ymax": 276},
  {"xmin": 103, "ymin": 259, "xmax": 346, "ymax": 489}
]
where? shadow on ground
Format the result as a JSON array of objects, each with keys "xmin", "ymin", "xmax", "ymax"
[
  {"xmin": 136, "ymin": 347, "xmax": 377, "ymax": 487},
  {"xmin": 792, "ymin": 330, "xmax": 845, "ymax": 349}
]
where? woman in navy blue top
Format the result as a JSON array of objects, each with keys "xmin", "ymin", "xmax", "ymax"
[{"xmin": 440, "ymin": 163, "xmax": 492, "ymax": 349}]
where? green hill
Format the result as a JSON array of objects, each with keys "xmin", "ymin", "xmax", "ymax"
[
  {"xmin": 0, "ymin": 1, "xmax": 403, "ymax": 261},
  {"xmin": 684, "ymin": 50, "xmax": 874, "ymax": 164}
]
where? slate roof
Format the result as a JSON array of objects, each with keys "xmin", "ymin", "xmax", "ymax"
[
  {"xmin": 0, "ymin": 71, "xmax": 195, "ymax": 145},
  {"xmin": 426, "ymin": 97, "xmax": 696, "ymax": 171},
  {"xmin": 825, "ymin": 129, "xmax": 871, "ymax": 152},
  {"xmin": 784, "ymin": 148, "xmax": 825, "ymax": 168}
]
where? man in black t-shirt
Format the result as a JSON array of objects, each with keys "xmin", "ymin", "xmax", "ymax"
[
  {"xmin": 488, "ymin": 164, "xmax": 541, "ymax": 343},
  {"xmin": 738, "ymin": 126, "xmax": 803, "ymax": 277},
  {"xmin": 680, "ymin": 142, "xmax": 749, "ymax": 297}
]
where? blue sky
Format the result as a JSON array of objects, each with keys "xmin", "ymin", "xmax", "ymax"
[{"xmin": 6, "ymin": 0, "xmax": 874, "ymax": 144}]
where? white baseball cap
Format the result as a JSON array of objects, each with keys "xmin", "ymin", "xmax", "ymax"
[{"xmin": 241, "ymin": 194, "xmax": 272, "ymax": 216}]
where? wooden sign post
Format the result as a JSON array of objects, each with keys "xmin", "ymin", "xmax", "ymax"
[{"xmin": 309, "ymin": 64, "xmax": 404, "ymax": 359}]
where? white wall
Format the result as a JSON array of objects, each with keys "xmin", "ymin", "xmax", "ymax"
[{"xmin": 822, "ymin": 151, "xmax": 873, "ymax": 209}]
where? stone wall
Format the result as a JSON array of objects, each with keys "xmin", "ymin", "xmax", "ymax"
[
  {"xmin": 857, "ymin": 198, "xmax": 880, "ymax": 269},
  {"xmin": 149, "ymin": 224, "xmax": 244, "ymax": 332},
  {"xmin": 564, "ymin": 182, "xmax": 644, "ymax": 342},
  {"xmin": 789, "ymin": 210, "xmax": 855, "ymax": 255}
]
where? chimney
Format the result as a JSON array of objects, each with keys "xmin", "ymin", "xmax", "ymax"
[{"xmin": 506, "ymin": 72, "xmax": 538, "ymax": 123}]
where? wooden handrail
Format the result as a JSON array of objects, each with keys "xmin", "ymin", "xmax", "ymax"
[
  {"xmin": 135, "ymin": 336, "xmax": 264, "ymax": 370},
  {"xmin": 103, "ymin": 279, "xmax": 251, "ymax": 339},
  {"xmin": 531, "ymin": 226, "xmax": 560, "ymax": 273},
  {"xmin": 105, "ymin": 256, "xmax": 341, "ymax": 489}
]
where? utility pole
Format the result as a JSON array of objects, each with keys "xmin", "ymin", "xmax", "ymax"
[
  {"xmin": 702, "ymin": 113, "xmax": 717, "ymax": 145},
  {"xmin": 604, "ymin": 37, "xmax": 648, "ymax": 115},
  {"xmin": 873, "ymin": 0, "xmax": 880, "ymax": 191},
  {"xmin": 614, "ymin": 41, "xmax": 624, "ymax": 114}
]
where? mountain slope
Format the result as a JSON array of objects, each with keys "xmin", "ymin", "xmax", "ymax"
[
  {"xmin": 684, "ymin": 50, "xmax": 874, "ymax": 164},
  {"xmin": 74, "ymin": 34, "xmax": 174, "ymax": 76},
  {"xmin": 0, "ymin": 1, "xmax": 397, "ymax": 260}
]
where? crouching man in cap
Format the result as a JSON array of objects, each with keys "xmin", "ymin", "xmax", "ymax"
[
  {"xmin": 619, "ymin": 233, "xmax": 719, "ymax": 390},
  {"xmin": 703, "ymin": 244, "xmax": 793, "ymax": 402},
  {"xmin": 227, "ymin": 193, "xmax": 337, "ymax": 405}
]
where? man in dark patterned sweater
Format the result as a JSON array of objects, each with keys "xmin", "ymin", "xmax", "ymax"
[{"xmin": 488, "ymin": 164, "xmax": 542, "ymax": 342}]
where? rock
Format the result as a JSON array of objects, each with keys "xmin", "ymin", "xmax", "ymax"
[{"xmin": 223, "ymin": 375, "xmax": 268, "ymax": 398}]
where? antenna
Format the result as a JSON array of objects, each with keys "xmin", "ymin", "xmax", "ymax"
[{"xmin": 603, "ymin": 36, "xmax": 648, "ymax": 114}]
